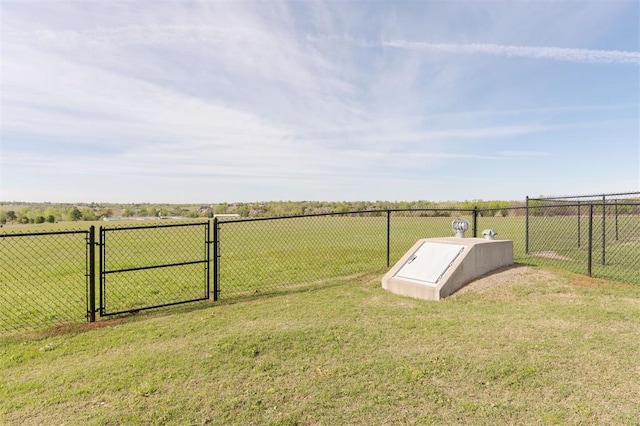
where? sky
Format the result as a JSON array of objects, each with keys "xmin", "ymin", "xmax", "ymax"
[{"xmin": 1, "ymin": 0, "xmax": 639, "ymax": 204}]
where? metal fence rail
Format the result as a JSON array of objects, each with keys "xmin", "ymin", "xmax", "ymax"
[
  {"xmin": 527, "ymin": 191, "xmax": 640, "ymax": 204},
  {"xmin": 1, "ymin": 199, "xmax": 639, "ymax": 332}
]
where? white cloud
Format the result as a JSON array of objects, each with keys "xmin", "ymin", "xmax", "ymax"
[
  {"xmin": 309, "ymin": 35, "xmax": 640, "ymax": 65},
  {"xmin": 497, "ymin": 151, "xmax": 549, "ymax": 158},
  {"xmin": 7, "ymin": 25, "xmax": 263, "ymax": 47},
  {"xmin": 381, "ymin": 41, "xmax": 640, "ymax": 65}
]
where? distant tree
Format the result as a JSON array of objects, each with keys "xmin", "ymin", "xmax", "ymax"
[
  {"xmin": 528, "ymin": 200, "xmax": 545, "ymax": 217},
  {"xmin": 488, "ymin": 201, "xmax": 510, "ymax": 217},
  {"xmin": 46, "ymin": 215, "xmax": 55, "ymax": 223},
  {"xmin": 170, "ymin": 207, "xmax": 187, "ymax": 217},
  {"xmin": 236, "ymin": 205, "xmax": 250, "ymax": 217},
  {"xmin": 99, "ymin": 208, "xmax": 113, "ymax": 219},
  {"xmin": 80, "ymin": 208, "xmax": 97, "ymax": 221},
  {"xmin": 35, "ymin": 216, "xmax": 46, "ymax": 224},
  {"xmin": 6, "ymin": 210, "xmax": 16, "ymax": 222},
  {"xmin": 289, "ymin": 206, "xmax": 303, "ymax": 216},
  {"xmin": 336, "ymin": 202, "xmax": 351, "ymax": 213},
  {"xmin": 214, "ymin": 203, "xmax": 228, "ymax": 215},
  {"xmin": 69, "ymin": 207, "xmax": 82, "ymax": 221}
]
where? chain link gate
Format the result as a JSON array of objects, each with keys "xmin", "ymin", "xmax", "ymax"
[{"xmin": 99, "ymin": 221, "xmax": 211, "ymax": 316}]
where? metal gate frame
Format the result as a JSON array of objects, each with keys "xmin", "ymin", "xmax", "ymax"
[{"xmin": 99, "ymin": 221, "xmax": 211, "ymax": 316}]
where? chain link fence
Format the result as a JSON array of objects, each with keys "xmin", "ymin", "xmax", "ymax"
[
  {"xmin": 215, "ymin": 212, "xmax": 388, "ymax": 299},
  {"xmin": 477, "ymin": 203, "xmax": 640, "ymax": 284},
  {"xmin": 214, "ymin": 209, "xmax": 478, "ymax": 300},
  {"xmin": 2, "ymin": 196, "xmax": 639, "ymax": 332},
  {"xmin": 0, "ymin": 229, "xmax": 90, "ymax": 331},
  {"xmin": 527, "ymin": 191, "xmax": 640, "ymax": 205},
  {"xmin": 388, "ymin": 209, "xmax": 473, "ymax": 264}
]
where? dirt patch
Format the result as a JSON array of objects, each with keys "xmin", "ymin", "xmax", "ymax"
[
  {"xmin": 570, "ymin": 276, "xmax": 598, "ymax": 288},
  {"xmin": 570, "ymin": 276, "xmax": 634, "ymax": 290},
  {"xmin": 623, "ymin": 297, "xmax": 640, "ymax": 307},
  {"xmin": 530, "ymin": 251, "xmax": 573, "ymax": 261},
  {"xmin": 455, "ymin": 264, "xmax": 634, "ymax": 295},
  {"xmin": 453, "ymin": 264, "xmax": 558, "ymax": 295},
  {"xmin": 23, "ymin": 317, "xmax": 131, "ymax": 339}
]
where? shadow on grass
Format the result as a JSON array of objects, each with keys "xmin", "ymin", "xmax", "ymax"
[
  {"xmin": 216, "ymin": 271, "xmax": 381, "ymax": 306},
  {"xmin": 5, "ymin": 271, "xmax": 383, "ymax": 339}
]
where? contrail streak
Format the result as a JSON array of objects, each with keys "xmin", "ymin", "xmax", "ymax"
[{"xmin": 382, "ymin": 40, "xmax": 640, "ymax": 65}]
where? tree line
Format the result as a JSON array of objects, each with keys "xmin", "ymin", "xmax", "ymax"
[
  {"xmin": 4, "ymin": 196, "xmax": 638, "ymax": 225},
  {"xmin": 0, "ymin": 200, "xmax": 524, "ymax": 224}
]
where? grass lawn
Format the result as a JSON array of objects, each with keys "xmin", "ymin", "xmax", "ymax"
[{"xmin": 2, "ymin": 266, "xmax": 640, "ymax": 425}]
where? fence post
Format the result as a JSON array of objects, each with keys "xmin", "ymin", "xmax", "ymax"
[
  {"xmin": 99, "ymin": 226, "xmax": 105, "ymax": 317},
  {"xmin": 577, "ymin": 201, "xmax": 581, "ymax": 248},
  {"xmin": 386, "ymin": 210, "xmax": 391, "ymax": 268},
  {"xmin": 206, "ymin": 221, "xmax": 211, "ymax": 300},
  {"xmin": 602, "ymin": 195, "xmax": 606, "ymax": 265},
  {"xmin": 473, "ymin": 206, "xmax": 478, "ymax": 238},
  {"xmin": 88, "ymin": 226, "xmax": 96, "ymax": 323},
  {"xmin": 213, "ymin": 217, "xmax": 219, "ymax": 302},
  {"xmin": 588, "ymin": 204, "xmax": 593, "ymax": 277},
  {"xmin": 525, "ymin": 196, "xmax": 529, "ymax": 254},
  {"xmin": 615, "ymin": 199, "xmax": 619, "ymax": 241}
]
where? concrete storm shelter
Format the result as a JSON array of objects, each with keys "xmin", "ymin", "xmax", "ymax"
[{"xmin": 382, "ymin": 220, "xmax": 514, "ymax": 300}]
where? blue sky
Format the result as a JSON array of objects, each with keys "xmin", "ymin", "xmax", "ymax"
[{"xmin": 1, "ymin": 0, "xmax": 639, "ymax": 203}]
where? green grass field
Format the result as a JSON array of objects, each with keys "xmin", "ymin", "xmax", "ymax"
[
  {"xmin": 2, "ymin": 268, "xmax": 640, "ymax": 424},
  {"xmin": 1, "ymin": 213, "xmax": 639, "ymax": 332}
]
